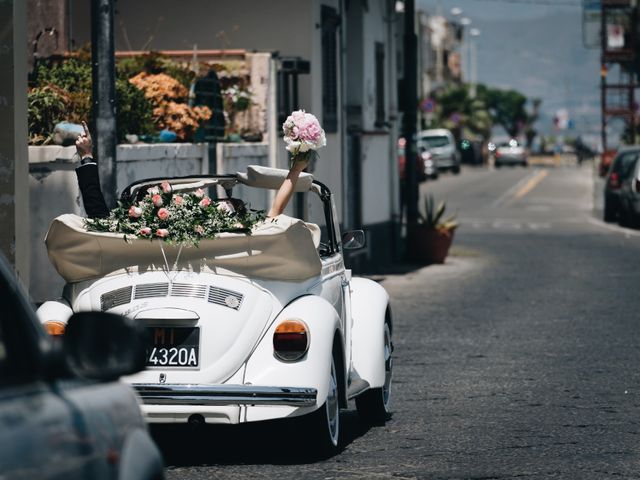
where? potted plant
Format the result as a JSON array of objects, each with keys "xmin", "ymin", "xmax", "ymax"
[{"xmin": 408, "ymin": 195, "xmax": 458, "ymax": 264}]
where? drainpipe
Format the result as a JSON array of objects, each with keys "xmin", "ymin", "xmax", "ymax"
[{"xmin": 91, "ymin": 0, "xmax": 117, "ymax": 207}]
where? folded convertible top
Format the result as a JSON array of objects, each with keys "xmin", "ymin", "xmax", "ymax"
[{"xmin": 45, "ymin": 214, "xmax": 322, "ymax": 283}]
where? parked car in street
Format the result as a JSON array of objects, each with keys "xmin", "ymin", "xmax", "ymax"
[
  {"xmin": 397, "ymin": 138, "xmax": 438, "ymax": 182},
  {"xmin": 616, "ymin": 151, "xmax": 640, "ymax": 227},
  {"xmin": 38, "ymin": 166, "xmax": 394, "ymax": 457},
  {"xmin": 494, "ymin": 139, "xmax": 528, "ymax": 167},
  {"xmin": 418, "ymin": 129, "xmax": 461, "ymax": 174},
  {"xmin": 603, "ymin": 146, "xmax": 640, "ymax": 223},
  {"xmin": 0, "ymin": 252, "xmax": 164, "ymax": 480}
]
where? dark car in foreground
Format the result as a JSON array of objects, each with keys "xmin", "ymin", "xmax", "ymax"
[
  {"xmin": 618, "ymin": 152, "xmax": 640, "ymax": 227},
  {"xmin": 0, "ymin": 253, "xmax": 164, "ymax": 480},
  {"xmin": 603, "ymin": 146, "xmax": 640, "ymax": 223}
]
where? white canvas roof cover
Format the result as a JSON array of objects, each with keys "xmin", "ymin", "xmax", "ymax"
[{"xmin": 45, "ymin": 214, "xmax": 322, "ymax": 283}]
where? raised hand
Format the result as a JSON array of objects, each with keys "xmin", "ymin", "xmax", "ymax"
[{"xmin": 75, "ymin": 121, "xmax": 93, "ymax": 159}]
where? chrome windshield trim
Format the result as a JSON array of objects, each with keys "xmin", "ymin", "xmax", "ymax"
[{"xmin": 132, "ymin": 384, "xmax": 317, "ymax": 407}]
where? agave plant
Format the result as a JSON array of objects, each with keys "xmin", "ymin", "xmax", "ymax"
[{"xmin": 419, "ymin": 194, "xmax": 459, "ymax": 231}]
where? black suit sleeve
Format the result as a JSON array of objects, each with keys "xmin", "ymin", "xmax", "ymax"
[{"xmin": 75, "ymin": 162, "xmax": 110, "ymax": 218}]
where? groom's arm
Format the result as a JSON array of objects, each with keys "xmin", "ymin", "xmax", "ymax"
[
  {"xmin": 76, "ymin": 161, "xmax": 109, "ymax": 218},
  {"xmin": 75, "ymin": 121, "xmax": 109, "ymax": 218}
]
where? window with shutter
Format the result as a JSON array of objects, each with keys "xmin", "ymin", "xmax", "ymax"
[
  {"xmin": 321, "ymin": 5, "xmax": 339, "ymax": 133},
  {"xmin": 375, "ymin": 42, "xmax": 386, "ymax": 128}
]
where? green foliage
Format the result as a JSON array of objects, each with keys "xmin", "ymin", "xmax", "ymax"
[
  {"xmin": 482, "ymin": 86, "xmax": 529, "ymax": 138},
  {"xmin": 117, "ymin": 52, "xmax": 196, "ymax": 89},
  {"xmin": 28, "ymin": 86, "xmax": 68, "ymax": 145},
  {"xmin": 30, "ymin": 56, "xmax": 156, "ymax": 144},
  {"xmin": 85, "ymin": 182, "xmax": 266, "ymax": 246},
  {"xmin": 115, "ymin": 77, "xmax": 156, "ymax": 141},
  {"xmin": 429, "ymin": 85, "xmax": 492, "ymax": 140},
  {"xmin": 419, "ymin": 195, "xmax": 458, "ymax": 231},
  {"xmin": 429, "ymin": 83, "xmax": 541, "ymax": 144}
]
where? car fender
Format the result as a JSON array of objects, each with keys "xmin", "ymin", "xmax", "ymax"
[
  {"xmin": 350, "ymin": 277, "xmax": 390, "ymax": 389},
  {"xmin": 118, "ymin": 428, "xmax": 164, "ymax": 480},
  {"xmin": 244, "ymin": 295, "xmax": 343, "ymax": 414}
]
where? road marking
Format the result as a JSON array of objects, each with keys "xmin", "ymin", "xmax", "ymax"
[
  {"xmin": 492, "ymin": 170, "xmax": 541, "ymax": 207},
  {"xmin": 512, "ymin": 169, "xmax": 548, "ymax": 200}
]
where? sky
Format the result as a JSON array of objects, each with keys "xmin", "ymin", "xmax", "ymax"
[{"xmin": 417, "ymin": 0, "xmax": 580, "ymax": 21}]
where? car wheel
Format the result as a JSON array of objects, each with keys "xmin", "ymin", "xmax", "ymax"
[
  {"xmin": 299, "ymin": 353, "xmax": 340, "ymax": 457},
  {"xmin": 356, "ymin": 322, "xmax": 392, "ymax": 425},
  {"xmin": 604, "ymin": 201, "xmax": 617, "ymax": 222},
  {"xmin": 452, "ymin": 165, "xmax": 461, "ymax": 174}
]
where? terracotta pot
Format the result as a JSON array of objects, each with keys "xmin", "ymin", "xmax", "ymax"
[{"xmin": 407, "ymin": 225, "xmax": 455, "ymax": 265}]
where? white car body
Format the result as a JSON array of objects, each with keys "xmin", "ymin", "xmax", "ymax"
[
  {"xmin": 38, "ymin": 166, "xmax": 393, "ymax": 452},
  {"xmin": 418, "ymin": 128, "xmax": 460, "ymax": 173}
]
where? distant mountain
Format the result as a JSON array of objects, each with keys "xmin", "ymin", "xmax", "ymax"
[{"xmin": 473, "ymin": 11, "xmax": 601, "ymax": 138}]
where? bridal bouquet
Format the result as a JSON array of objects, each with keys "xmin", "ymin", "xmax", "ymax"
[
  {"xmin": 85, "ymin": 181, "xmax": 266, "ymax": 245},
  {"xmin": 282, "ymin": 110, "xmax": 326, "ymax": 164}
]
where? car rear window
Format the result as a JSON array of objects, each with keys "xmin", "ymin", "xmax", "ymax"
[
  {"xmin": 612, "ymin": 151, "xmax": 639, "ymax": 176},
  {"xmin": 420, "ymin": 136, "xmax": 450, "ymax": 148}
]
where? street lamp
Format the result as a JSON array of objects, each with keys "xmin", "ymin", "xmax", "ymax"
[
  {"xmin": 459, "ymin": 17, "xmax": 471, "ymax": 84},
  {"xmin": 469, "ymin": 28, "xmax": 481, "ymax": 98}
]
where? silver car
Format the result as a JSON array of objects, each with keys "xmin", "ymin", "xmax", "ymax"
[
  {"xmin": 418, "ymin": 129, "xmax": 461, "ymax": 174},
  {"xmin": 494, "ymin": 139, "xmax": 528, "ymax": 167},
  {"xmin": 0, "ymin": 253, "xmax": 164, "ymax": 480}
]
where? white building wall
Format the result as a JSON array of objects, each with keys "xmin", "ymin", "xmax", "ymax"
[{"xmin": 359, "ymin": 0, "xmax": 396, "ymax": 226}]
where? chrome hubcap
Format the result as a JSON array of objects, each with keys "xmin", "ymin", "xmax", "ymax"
[
  {"xmin": 326, "ymin": 359, "xmax": 339, "ymax": 445},
  {"xmin": 382, "ymin": 325, "xmax": 393, "ymax": 410}
]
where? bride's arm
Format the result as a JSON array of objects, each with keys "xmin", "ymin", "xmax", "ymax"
[{"xmin": 267, "ymin": 159, "xmax": 308, "ymax": 218}]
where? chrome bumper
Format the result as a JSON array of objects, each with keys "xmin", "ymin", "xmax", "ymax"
[{"xmin": 133, "ymin": 384, "xmax": 317, "ymax": 407}]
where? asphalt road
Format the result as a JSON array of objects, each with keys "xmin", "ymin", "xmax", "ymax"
[{"xmin": 160, "ymin": 160, "xmax": 640, "ymax": 479}]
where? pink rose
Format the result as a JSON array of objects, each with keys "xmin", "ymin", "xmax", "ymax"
[
  {"xmin": 216, "ymin": 200, "xmax": 235, "ymax": 214},
  {"xmin": 199, "ymin": 197, "xmax": 212, "ymax": 208},
  {"xmin": 147, "ymin": 186, "xmax": 160, "ymax": 195},
  {"xmin": 194, "ymin": 188, "xmax": 205, "ymax": 198},
  {"xmin": 161, "ymin": 181, "xmax": 172, "ymax": 193},
  {"xmin": 152, "ymin": 194, "xmax": 163, "ymax": 207},
  {"xmin": 128, "ymin": 205, "xmax": 142, "ymax": 218},
  {"xmin": 194, "ymin": 225, "xmax": 205, "ymax": 235},
  {"xmin": 156, "ymin": 228, "xmax": 169, "ymax": 238},
  {"xmin": 139, "ymin": 227, "xmax": 152, "ymax": 236},
  {"xmin": 173, "ymin": 195, "xmax": 184, "ymax": 205},
  {"xmin": 157, "ymin": 208, "xmax": 170, "ymax": 220}
]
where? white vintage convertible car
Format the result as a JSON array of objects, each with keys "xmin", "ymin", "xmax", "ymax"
[{"xmin": 37, "ymin": 166, "xmax": 393, "ymax": 454}]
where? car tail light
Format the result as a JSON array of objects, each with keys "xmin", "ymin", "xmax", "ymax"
[
  {"xmin": 273, "ymin": 319, "xmax": 309, "ymax": 362},
  {"xmin": 609, "ymin": 172, "xmax": 620, "ymax": 189},
  {"xmin": 43, "ymin": 320, "xmax": 66, "ymax": 336},
  {"xmin": 495, "ymin": 151, "xmax": 501, "ymax": 158}
]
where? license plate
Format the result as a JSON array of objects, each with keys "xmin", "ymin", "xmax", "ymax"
[{"xmin": 146, "ymin": 327, "xmax": 200, "ymax": 367}]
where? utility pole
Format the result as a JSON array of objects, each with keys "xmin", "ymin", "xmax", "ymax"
[
  {"xmin": 91, "ymin": 0, "xmax": 117, "ymax": 207},
  {"xmin": 403, "ymin": 0, "xmax": 420, "ymax": 258}
]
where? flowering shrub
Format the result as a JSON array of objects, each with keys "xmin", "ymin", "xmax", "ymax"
[
  {"xmin": 129, "ymin": 72, "xmax": 212, "ymax": 140},
  {"xmin": 85, "ymin": 181, "xmax": 266, "ymax": 245}
]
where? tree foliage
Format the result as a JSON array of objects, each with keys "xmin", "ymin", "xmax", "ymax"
[{"xmin": 428, "ymin": 83, "xmax": 540, "ymax": 144}]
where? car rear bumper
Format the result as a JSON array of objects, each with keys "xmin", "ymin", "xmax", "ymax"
[{"xmin": 133, "ymin": 384, "xmax": 318, "ymax": 407}]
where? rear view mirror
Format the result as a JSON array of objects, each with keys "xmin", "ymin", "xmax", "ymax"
[
  {"xmin": 342, "ymin": 230, "xmax": 365, "ymax": 250},
  {"xmin": 63, "ymin": 312, "xmax": 148, "ymax": 381}
]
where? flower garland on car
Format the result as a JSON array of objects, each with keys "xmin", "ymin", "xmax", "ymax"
[{"xmin": 84, "ymin": 181, "xmax": 266, "ymax": 245}]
